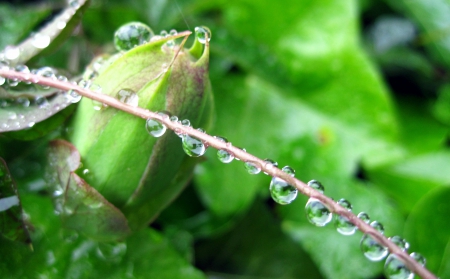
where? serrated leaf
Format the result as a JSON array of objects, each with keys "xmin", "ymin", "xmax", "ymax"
[
  {"xmin": 0, "ymin": 157, "xmax": 30, "ymax": 245},
  {"xmin": 47, "ymin": 139, "xmax": 131, "ymax": 241}
]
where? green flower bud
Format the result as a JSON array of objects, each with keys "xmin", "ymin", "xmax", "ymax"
[{"xmin": 47, "ymin": 25, "xmax": 213, "ymax": 241}]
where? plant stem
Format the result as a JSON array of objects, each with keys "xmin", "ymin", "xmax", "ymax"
[{"xmin": 0, "ymin": 68, "xmax": 438, "ymax": 279}]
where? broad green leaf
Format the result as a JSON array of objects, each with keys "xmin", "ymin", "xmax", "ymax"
[
  {"xmin": 195, "ymin": 199, "xmax": 323, "ymax": 279},
  {"xmin": 0, "ymin": 4, "xmax": 50, "ymax": 50},
  {"xmin": 0, "ymin": 193, "xmax": 206, "ymax": 279},
  {"xmin": 0, "ymin": 158, "xmax": 30, "ymax": 245},
  {"xmin": 366, "ymin": 150, "xmax": 450, "ymax": 213},
  {"xmin": 14, "ymin": 0, "xmax": 90, "ymax": 65},
  {"xmin": 47, "ymin": 140, "xmax": 131, "ymax": 241},
  {"xmin": 385, "ymin": 0, "xmax": 450, "ymax": 70},
  {"xmin": 69, "ymin": 32, "xmax": 213, "ymax": 231},
  {"xmin": 404, "ymin": 186, "xmax": 450, "ymax": 277}
]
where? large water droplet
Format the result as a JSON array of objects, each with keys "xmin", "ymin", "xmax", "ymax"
[
  {"xmin": 335, "ymin": 198, "xmax": 356, "ymax": 235},
  {"xmin": 118, "ymin": 88, "xmax": 138, "ymax": 107},
  {"xmin": 384, "ymin": 254, "xmax": 413, "ymax": 279},
  {"xmin": 217, "ymin": 149, "xmax": 234, "ymax": 163},
  {"xmin": 114, "ymin": 22, "xmax": 154, "ymax": 51},
  {"xmin": 244, "ymin": 161, "xmax": 261, "ymax": 174},
  {"xmin": 361, "ymin": 221, "xmax": 388, "ymax": 261},
  {"xmin": 182, "ymin": 135, "xmax": 206, "ymax": 157},
  {"xmin": 410, "ymin": 252, "xmax": 426, "ymax": 266},
  {"xmin": 305, "ymin": 198, "xmax": 332, "ymax": 226},
  {"xmin": 146, "ymin": 118, "xmax": 166, "ymax": 137},
  {"xmin": 389, "ymin": 236, "xmax": 410, "ymax": 252},
  {"xmin": 269, "ymin": 177, "xmax": 298, "ymax": 205},
  {"xmin": 66, "ymin": 89, "xmax": 82, "ymax": 103},
  {"xmin": 0, "ymin": 75, "xmax": 5, "ymax": 86},
  {"xmin": 96, "ymin": 242, "xmax": 127, "ymax": 262},
  {"xmin": 195, "ymin": 26, "xmax": 211, "ymax": 44},
  {"xmin": 32, "ymin": 33, "xmax": 51, "ymax": 49},
  {"xmin": 307, "ymin": 180, "xmax": 324, "ymax": 193}
]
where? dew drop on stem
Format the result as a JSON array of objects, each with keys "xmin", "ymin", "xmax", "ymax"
[
  {"xmin": 388, "ymin": 236, "xmax": 410, "ymax": 251},
  {"xmin": 182, "ymin": 135, "xmax": 206, "ymax": 157},
  {"xmin": 146, "ymin": 118, "xmax": 166, "ymax": 138},
  {"xmin": 244, "ymin": 161, "xmax": 261, "ymax": 174},
  {"xmin": 307, "ymin": 180, "xmax": 325, "ymax": 194},
  {"xmin": 357, "ymin": 212, "xmax": 370, "ymax": 224},
  {"xmin": 360, "ymin": 221, "xmax": 388, "ymax": 261},
  {"xmin": 384, "ymin": 254, "xmax": 414, "ymax": 279},
  {"xmin": 305, "ymin": 198, "xmax": 332, "ymax": 226},
  {"xmin": 334, "ymin": 198, "xmax": 356, "ymax": 235},
  {"xmin": 269, "ymin": 177, "xmax": 298, "ymax": 205},
  {"xmin": 281, "ymin": 166, "xmax": 295, "ymax": 177}
]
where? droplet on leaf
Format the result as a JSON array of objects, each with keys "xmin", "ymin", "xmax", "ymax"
[
  {"xmin": 32, "ymin": 33, "xmax": 51, "ymax": 49},
  {"xmin": 114, "ymin": 22, "xmax": 154, "ymax": 51},
  {"xmin": 195, "ymin": 26, "xmax": 211, "ymax": 44}
]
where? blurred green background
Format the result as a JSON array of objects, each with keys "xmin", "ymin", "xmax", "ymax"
[{"xmin": 1, "ymin": 0, "xmax": 450, "ymax": 278}]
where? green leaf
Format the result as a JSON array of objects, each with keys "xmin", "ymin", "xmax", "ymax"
[
  {"xmin": 47, "ymin": 140, "xmax": 131, "ymax": 241},
  {"xmin": 404, "ymin": 186, "xmax": 450, "ymax": 277},
  {"xmin": 385, "ymin": 0, "xmax": 450, "ymax": 70},
  {"xmin": 366, "ymin": 150, "xmax": 450, "ymax": 213},
  {"xmin": 0, "ymin": 158, "xmax": 30, "ymax": 245},
  {"xmin": 0, "ymin": 193, "xmax": 206, "ymax": 279}
]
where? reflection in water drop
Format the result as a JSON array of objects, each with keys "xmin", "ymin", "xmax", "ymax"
[
  {"xmin": 269, "ymin": 177, "xmax": 297, "ymax": 205},
  {"xmin": 194, "ymin": 26, "xmax": 212, "ymax": 44},
  {"xmin": 114, "ymin": 22, "xmax": 154, "ymax": 51},
  {"xmin": 182, "ymin": 135, "xmax": 206, "ymax": 157},
  {"xmin": 384, "ymin": 254, "xmax": 413, "ymax": 279},
  {"xmin": 305, "ymin": 198, "xmax": 332, "ymax": 226}
]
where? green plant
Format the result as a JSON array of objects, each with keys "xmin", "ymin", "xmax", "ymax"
[{"xmin": 1, "ymin": 0, "xmax": 450, "ymax": 279}]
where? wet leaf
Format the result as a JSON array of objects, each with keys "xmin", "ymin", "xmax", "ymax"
[
  {"xmin": 0, "ymin": 157, "xmax": 30, "ymax": 245},
  {"xmin": 404, "ymin": 186, "xmax": 450, "ymax": 277},
  {"xmin": 14, "ymin": 0, "xmax": 90, "ymax": 65},
  {"xmin": 47, "ymin": 140, "xmax": 131, "ymax": 241}
]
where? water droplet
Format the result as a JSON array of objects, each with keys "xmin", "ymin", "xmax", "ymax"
[
  {"xmin": 118, "ymin": 88, "xmax": 139, "ymax": 107},
  {"xmin": 384, "ymin": 254, "xmax": 413, "ymax": 279},
  {"xmin": 307, "ymin": 180, "xmax": 324, "ymax": 194},
  {"xmin": 17, "ymin": 97, "xmax": 30, "ymax": 107},
  {"xmin": 217, "ymin": 149, "xmax": 234, "ymax": 163},
  {"xmin": 389, "ymin": 236, "xmax": 410, "ymax": 251},
  {"xmin": 4, "ymin": 46, "xmax": 20, "ymax": 60},
  {"xmin": 269, "ymin": 177, "xmax": 298, "ymax": 205},
  {"xmin": 92, "ymin": 100, "xmax": 107, "ymax": 111},
  {"xmin": 281, "ymin": 166, "xmax": 295, "ymax": 177},
  {"xmin": 7, "ymin": 111, "xmax": 17, "ymax": 120},
  {"xmin": 305, "ymin": 198, "xmax": 332, "ymax": 226},
  {"xmin": 160, "ymin": 30, "xmax": 168, "ymax": 37},
  {"xmin": 244, "ymin": 161, "xmax": 261, "ymax": 174},
  {"xmin": 32, "ymin": 33, "xmax": 51, "ymax": 49},
  {"xmin": 57, "ymin": 75, "xmax": 68, "ymax": 82},
  {"xmin": 7, "ymin": 77, "xmax": 19, "ymax": 87},
  {"xmin": 169, "ymin": 29, "xmax": 177, "ymax": 36},
  {"xmin": 66, "ymin": 89, "xmax": 82, "ymax": 103},
  {"xmin": 56, "ymin": 21, "xmax": 67, "ymax": 30},
  {"xmin": 195, "ymin": 26, "xmax": 212, "ymax": 44},
  {"xmin": 334, "ymin": 199, "xmax": 356, "ymax": 235},
  {"xmin": 96, "ymin": 242, "xmax": 127, "ymax": 262},
  {"xmin": 182, "ymin": 135, "xmax": 206, "ymax": 157},
  {"xmin": 181, "ymin": 119, "xmax": 191, "ymax": 126},
  {"xmin": 0, "ymin": 76, "xmax": 5, "ymax": 86},
  {"xmin": 114, "ymin": 22, "xmax": 154, "ymax": 51},
  {"xmin": 361, "ymin": 221, "xmax": 388, "ymax": 261},
  {"xmin": 357, "ymin": 212, "xmax": 370, "ymax": 224},
  {"xmin": 68, "ymin": 0, "xmax": 80, "ymax": 9},
  {"xmin": 35, "ymin": 96, "xmax": 50, "ymax": 108},
  {"xmin": 410, "ymin": 252, "xmax": 426, "ymax": 266},
  {"xmin": 78, "ymin": 79, "xmax": 90, "ymax": 88},
  {"xmin": 89, "ymin": 83, "xmax": 102, "ymax": 93},
  {"xmin": 169, "ymin": 115, "xmax": 179, "ymax": 122},
  {"xmin": 146, "ymin": 118, "xmax": 166, "ymax": 137},
  {"xmin": 234, "ymin": 147, "xmax": 246, "ymax": 161}
]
